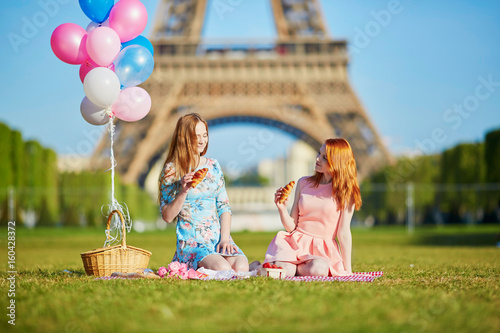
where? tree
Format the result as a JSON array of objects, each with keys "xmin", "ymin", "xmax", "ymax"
[
  {"xmin": 485, "ymin": 129, "xmax": 500, "ymax": 182},
  {"xmin": 11, "ymin": 130, "xmax": 24, "ymax": 189},
  {"xmin": 0, "ymin": 123, "xmax": 13, "ymax": 224},
  {"xmin": 38, "ymin": 148, "xmax": 59, "ymax": 226},
  {"xmin": 10, "ymin": 130, "xmax": 25, "ymax": 224},
  {"xmin": 439, "ymin": 143, "xmax": 485, "ymax": 223},
  {"xmin": 0, "ymin": 124, "xmax": 13, "ymax": 190},
  {"xmin": 484, "ymin": 128, "xmax": 500, "ymax": 220},
  {"xmin": 24, "ymin": 141, "xmax": 44, "ymax": 213},
  {"xmin": 361, "ymin": 154, "xmax": 440, "ymax": 225}
]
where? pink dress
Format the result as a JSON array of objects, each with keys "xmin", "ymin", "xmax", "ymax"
[{"xmin": 264, "ymin": 177, "xmax": 355, "ymax": 276}]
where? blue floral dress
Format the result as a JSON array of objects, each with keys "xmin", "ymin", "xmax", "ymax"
[{"xmin": 159, "ymin": 158, "xmax": 246, "ymax": 269}]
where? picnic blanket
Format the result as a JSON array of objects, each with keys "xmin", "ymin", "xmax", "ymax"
[
  {"xmin": 198, "ymin": 268, "xmax": 383, "ymax": 282},
  {"xmin": 284, "ymin": 271, "xmax": 384, "ymax": 282},
  {"xmin": 93, "ymin": 268, "xmax": 383, "ymax": 282}
]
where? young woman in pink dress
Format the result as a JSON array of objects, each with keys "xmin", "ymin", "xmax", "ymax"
[{"xmin": 263, "ymin": 138, "xmax": 362, "ymax": 277}]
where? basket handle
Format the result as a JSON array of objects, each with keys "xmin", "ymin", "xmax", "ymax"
[{"xmin": 106, "ymin": 210, "xmax": 126, "ymax": 247}]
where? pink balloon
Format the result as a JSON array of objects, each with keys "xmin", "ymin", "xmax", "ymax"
[
  {"xmin": 79, "ymin": 59, "xmax": 115, "ymax": 83},
  {"xmin": 109, "ymin": 0, "xmax": 148, "ymax": 42},
  {"xmin": 50, "ymin": 23, "xmax": 88, "ymax": 65},
  {"xmin": 86, "ymin": 26, "xmax": 121, "ymax": 66},
  {"xmin": 112, "ymin": 87, "xmax": 151, "ymax": 122}
]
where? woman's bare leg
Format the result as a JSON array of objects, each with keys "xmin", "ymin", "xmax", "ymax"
[
  {"xmin": 198, "ymin": 254, "xmax": 232, "ymax": 271},
  {"xmin": 275, "ymin": 261, "xmax": 297, "ymax": 277},
  {"xmin": 225, "ymin": 256, "xmax": 249, "ymax": 272},
  {"xmin": 296, "ymin": 259, "xmax": 329, "ymax": 276}
]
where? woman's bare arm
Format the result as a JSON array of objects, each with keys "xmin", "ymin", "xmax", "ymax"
[
  {"xmin": 275, "ymin": 180, "xmax": 301, "ymax": 233},
  {"xmin": 337, "ymin": 203, "xmax": 355, "ymax": 273},
  {"xmin": 161, "ymin": 172, "xmax": 194, "ymax": 223}
]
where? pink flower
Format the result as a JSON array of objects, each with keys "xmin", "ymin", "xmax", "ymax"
[
  {"xmin": 168, "ymin": 261, "xmax": 181, "ymax": 274},
  {"xmin": 160, "ymin": 261, "xmax": 195, "ymax": 279},
  {"xmin": 188, "ymin": 269, "xmax": 198, "ymax": 279},
  {"xmin": 178, "ymin": 263, "xmax": 188, "ymax": 279},
  {"xmin": 179, "ymin": 263, "xmax": 188, "ymax": 274},
  {"xmin": 158, "ymin": 266, "xmax": 168, "ymax": 278}
]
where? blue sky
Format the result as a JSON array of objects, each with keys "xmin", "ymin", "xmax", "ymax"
[{"xmin": 1, "ymin": 0, "xmax": 499, "ymax": 168}]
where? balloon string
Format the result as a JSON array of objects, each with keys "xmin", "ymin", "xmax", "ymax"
[
  {"xmin": 102, "ymin": 110, "xmax": 132, "ymax": 248},
  {"xmin": 108, "ymin": 113, "xmax": 118, "ymax": 208}
]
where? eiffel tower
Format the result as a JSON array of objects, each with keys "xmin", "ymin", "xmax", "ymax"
[{"xmin": 91, "ymin": 0, "xmax": 392, "ymax": 188}]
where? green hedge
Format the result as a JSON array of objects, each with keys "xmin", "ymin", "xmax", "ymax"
[{"xmin": 0, "ymin": 122, "xmax": 158, "ymax": 227}]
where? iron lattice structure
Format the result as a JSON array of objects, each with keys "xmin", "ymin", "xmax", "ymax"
[{"xmin": 91, "ymin": 0, "xmax": 392, "ymax": 186}]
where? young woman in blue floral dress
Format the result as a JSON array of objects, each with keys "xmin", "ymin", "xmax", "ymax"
[{"xmin": 158, "ymin": 113, "xmax": 249, "ymax": 272}]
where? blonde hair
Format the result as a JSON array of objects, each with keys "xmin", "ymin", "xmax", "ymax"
[
  {"xmin": 307, "ymin": 138, "xmax": 362, "ymax": 211},
  {"xmin": 158, "ymin": 113, "xmax": 208, "ymax": 199}
]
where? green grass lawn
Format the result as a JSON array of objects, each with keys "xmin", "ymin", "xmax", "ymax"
[{"xmin": 1, "ymin": 225, "xmax": 499, "ymax": 332}]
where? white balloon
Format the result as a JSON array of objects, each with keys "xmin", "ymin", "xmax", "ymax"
[
  {"xmin": 80, "ymin": 96, "xmax": 110, "ymax": 126},
  {"xmin": 83, "ymin": 67, "xmax": 120, "ymax": 108}
]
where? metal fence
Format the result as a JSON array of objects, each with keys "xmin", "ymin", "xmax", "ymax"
[
  {"xmin": 358, "ymin": 183, "xmax": 500, "ymax": 231},
  {"xmin": 1, "ymin": 183, "xmax": 499, "ymax": 231}
]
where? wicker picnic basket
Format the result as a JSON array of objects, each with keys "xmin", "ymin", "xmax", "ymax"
[{"xmin": 81, "ymin": 210, "xmax": 152, "ymax": 277}]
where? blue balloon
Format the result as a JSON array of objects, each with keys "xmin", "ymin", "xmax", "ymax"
[
  {"xmin": 79, "ymin": 0, "xmax": 114, "ymax": 23},
  {"xmin": 114, "ymin": 45, "xmax": 154, "ymax": 88},
  {"xmin": 121, "ymin": 35, "xmax": 154, "ymax": 56}
]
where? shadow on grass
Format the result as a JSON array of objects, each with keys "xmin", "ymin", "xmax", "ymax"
[
  {"xmin": 19, "ymin": 268, "xmax": 88, "ymax": 278},
  {"xmin": 412, "ymin": 233, "xmax": 499, "ymax": 247}
]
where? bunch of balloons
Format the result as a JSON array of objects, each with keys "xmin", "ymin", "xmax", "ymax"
[{"xmin": 50, "ymin": 0, "xmax": 154, "ymax": 125}]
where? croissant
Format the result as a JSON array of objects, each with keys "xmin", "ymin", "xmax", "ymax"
[
  {"xmin": 191, "ymin": 168, "xmax": 208, "ymax": 188},
  {"xmin": 278, "ymin": 181, "xmax": 295, "ymax": 204}
]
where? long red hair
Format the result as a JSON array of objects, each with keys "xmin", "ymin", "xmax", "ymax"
[
  {"xmin": 158, "ymin": 113, "xmax": 208, "ymax": 197},
  {"xmin": 307, "ymin": 138, "xmax": 362, "ymax": 211}
]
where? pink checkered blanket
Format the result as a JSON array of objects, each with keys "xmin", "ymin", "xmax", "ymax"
[
  {"xmin": 284, "ymin": 271, "xmax": 384, "ymax": 282},
  {"xmin": 93, "ymin": 270, "xmax": 384, "ymax": 282}
]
